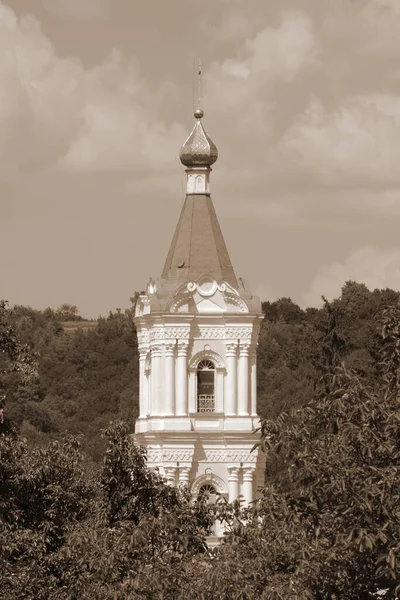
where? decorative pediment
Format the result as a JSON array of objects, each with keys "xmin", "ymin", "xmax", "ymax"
[{"xmin": 168, "ymin": 275, "xmax": 249, "ymax": 314}]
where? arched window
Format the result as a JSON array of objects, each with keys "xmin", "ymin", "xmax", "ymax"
[
  {"xmin": 198, "ymin": 483, "xmax": 217, "ymax": 503},
  {"xmin": 197, "ymin": 359, "xmax": 215, "ymax": 413}
]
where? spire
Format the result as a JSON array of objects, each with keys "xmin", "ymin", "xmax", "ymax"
[
  {"xmin": 179, "ymin": 63, "xmax": 218, "ymax": 194},
  {"xmin": 160, "ymin": 82, "xmax": 237, "ymax": 292},
  {"xmin": 160, "ymin": 194, "xmax": 238, "ymax": 289}
]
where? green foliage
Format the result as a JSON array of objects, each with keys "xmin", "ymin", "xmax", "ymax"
[
  {"xmin": 196, "ymin": 294, "xmax": 400, "ymax": 600},
  {"xmin": 0, "ymin": 300, "xmax": 39, "ymax": 385},
  {"xmin": 1, "ymin": 285, "xmax": 400, "ymax": 598},
  {"xmin": 0, "ymin": 301, "xmax": 39, "ymax": 437},
  {"xmin": 0, "ymin": 422, "xmax": 213, "ymax": 600},
  {"xmin": 3, "ymin": 305, "xmax": 139, "ymax": 459},
  {"xmin": 257, "ymin": 283, "xmax": 400, "ymax": 419}
]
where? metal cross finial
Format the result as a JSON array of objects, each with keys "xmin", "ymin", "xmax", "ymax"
[
  {"xmin": 197, "ymin": 58, "xmax": 202, "ymax": 109},
  {"xmin": 194, "ymin": 59, "xmax": 204, "ymax": 119}
]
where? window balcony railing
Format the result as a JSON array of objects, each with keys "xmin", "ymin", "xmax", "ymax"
[{"xmin": 197, "ymin": 395, "xmax": 215, "ymax": 413}]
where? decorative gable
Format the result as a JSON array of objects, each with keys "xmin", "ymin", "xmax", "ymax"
[{"xmin": 168, "ymin": 276, "xmax": 249, "ymax": 314}]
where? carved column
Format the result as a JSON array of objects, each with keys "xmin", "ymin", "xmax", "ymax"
[
  {"xmin": 178, "ymin": 466, "xmax": 191, "ymax": 487},
  {"xmin": 164, "ymin": 342, "xmax": 176, "ymax": 416},
  {"xmin": 164, "ymin": 466, "xmax": 177, "ymax": 487},
  {"xmin": 250, "ymin": 348, "xmax": 257, "ymax": 416},
  {"xmin": 238, "ymin": 343, "xmax": 250, "ymax": 416},
  {"xmin": 225, "ymin": 342, "xmax": 238, "ymax": 416},
  {"xmin": 176, "ymin": 341, "xmax": 189, "ymax": 415},
  {"xmin": 227, "ymin": 466, "xmax": 240, "ymax": 502},
  {"xmin": 150, "ymin": 344, "xmax": 162, "ymax": 416},
  {"xmin": 138, "ymin": 349, "xmax": 147, "ymax": 418},
  {"xmin": 242, "ymin": 467, "xmax": 255, "ymax": 506}
]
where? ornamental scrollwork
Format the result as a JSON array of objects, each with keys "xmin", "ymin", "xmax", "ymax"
[
  {"xmin": 146, "ymin": 449, "xmax": 194, "ymax": 463},
  {"xmin": 196, "ymin": 327, "xmax": 253, "ymax": 340},
  {"xmin": 145, "ymin": 450, "xmax": 163, "ymax": 463},
  {"xmin": 189, "ymin": 350, "xmax": 224, "ymax": 369},
  {"xmin": 225, "ymin": 327, "xmax": 253, "ymax": 339},
  {"xmin": 164, "ymin": 327, "xmax": 191, "ymax": 339},
  {"xmin": 152, "ymin": 329, "xmax": 165, "ymax": 340},
  {"xmin": 137, "ymin": 331, "xmax": 150, "ymax": 344},
  {"xmin": 198, "ymin": 327, "xmax": 224, "ymax": 339},
  {"xmin": 228, "ymin": 450, "xmax": 257, "ymax": 463},
  {"xmin": 163, "ymin": 449, "xmax": 194, "ymax": 462},
  {"xmin": 225, "ymin": 295, "xmax": 248, "ymax": 313},
  {"xmin": 203, "ymin": 449, "xmax": 258, "ymax": 463}
]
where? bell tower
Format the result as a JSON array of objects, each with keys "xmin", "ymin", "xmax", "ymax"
[{"xmin": 134, "ymin": 105, "xmax": 265, "ymax": 523}]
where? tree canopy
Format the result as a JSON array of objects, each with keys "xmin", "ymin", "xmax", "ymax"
[{"xmin": 0, "ymin": 283, "xmax": 399, "ymax": 598}]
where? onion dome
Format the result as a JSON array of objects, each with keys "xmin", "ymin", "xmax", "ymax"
[{"xmin": 179, "ymin": 109, "xmax": 218, "ymax": 168}]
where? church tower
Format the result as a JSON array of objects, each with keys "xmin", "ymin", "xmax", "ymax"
[{"xmin": 134, "ymin": 106, "xmax": 265, "ymax": 523}]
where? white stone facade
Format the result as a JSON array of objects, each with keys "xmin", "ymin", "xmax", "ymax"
[
  {"xmin": 133, "ymin": 108, "xmax": 265, "ymax": 532},
  {"xmin": 134, "ymin": 274, "xmax": 265, "ymax": 511}
]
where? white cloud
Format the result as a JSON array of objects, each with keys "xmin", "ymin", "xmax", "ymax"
[
  {"xmin": 202, "ymin": 10, "xmax": 319, "ymax": 169},
  {"xmin": 363, "ymin": 0, "xmax": 400, "ymax": 23},
  {"xmin": 252, "ymin": 282, "xmax": 277, "ymax": 303},
  {"xmin": 60, "ymin": 49, "xmax": 185, "ymax": 171},
  {"xmin": 0, "ymin": 3, "xmax": 183, "ymax": 173},
  {"xmin": 279, "ymin": 94, "xmax": 400, "ymax": 186},
  {"xmin": 205, "ymin": 11, "xmax": 318, "ymax": 110},
  {"xmin": 244, "ymin": 11, "xmax": 319, "ymax": 80},
  {"xmin": 303, "ymin": 247, "xmax": 400, "ymax": 307},
  {"xmin": 41, "ymin": 0, "xmax": 112, "ymax": 21},
  {"xmin": 211, "ymin": 11, "xmax": 256, "ymax": 43}
]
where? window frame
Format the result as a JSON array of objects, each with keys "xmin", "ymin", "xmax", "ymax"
[{"xmin": 196, "ymin": 359, "xmax": 216, "ymax": 413}]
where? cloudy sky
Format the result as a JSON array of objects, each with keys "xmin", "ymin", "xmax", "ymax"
[{"xmin": 1, "ymin": 0, "xmax": 400, "ymax": 317}]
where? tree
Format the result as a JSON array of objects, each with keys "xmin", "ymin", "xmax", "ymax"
[
  {"xmin": 0, "ymin": 422, "xmax": 214, "ymax": 600},
  {"xmin": 56, "ymin": 303, "xmax": 82, "ymax": 321},
  {"xmin": 187, "ymin": 298, "xmax": 400, "ymax": 599},
  {"xmin": 0, "ymin": 300, "xmax": 38, "ymax": 384},
  {"xmin": 3, "ymin": 306, "xmax": 139, "ymax": 457},
  {"xmin": 0, "ymin": 300, "xmax": 38, "ymax": 435}
]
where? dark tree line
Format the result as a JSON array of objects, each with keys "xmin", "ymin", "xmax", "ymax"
[
  {"xmin": 0, "ymin": 282, "xmax": 399, "ymax": 598},
  {"xmin": 0, "ymin": 303, "xmax": 138, "ymax": 460},
  {"xmin": 2, "ymin": 281, "xmax": 398, "ymax": 459},
  {"xmin": 257, "ymin": 281, "xmax": 399, "ymax": 418}
]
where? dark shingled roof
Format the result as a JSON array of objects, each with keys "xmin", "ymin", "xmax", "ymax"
[{"xmin": 161, "ymin": 194, "xmax": 238, "ymax": 289}]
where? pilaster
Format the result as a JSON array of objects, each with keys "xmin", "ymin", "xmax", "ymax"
[
  {"xmin": 225, "ymin": 342, "xmax": 238, "ymax": 416},
  {"xmin": 178, "ymin": 466, "xmax": 191, "ymax": 487},
  {"xmin": 242, "ymin": 466, "xmax": 256, "ymax": 506},
  {"xmin": 227, "ymin": 465, "xmax": 240, "ymax": 502},
  {"xmin": 238, "ymin": 342, "xmax": 250, "ymax": 416},
  {"xmin": 164, "ymin": 342, "xmax": 176, "ymax": 416},
  {"xmin": 164, "ymin": 466, "xmax": 177, "ymax": 486},
  {"xmin": 150, "ymin": 344, "xmax": 162, "ymax": 416},
  {"xmin": 176, "ymin": 341, "xmax": 189, "ymax": 416},
  {"xmin": 250, "ymin": 348, "xmax": 257, "ymax": 417},
  {"xmin": 138, "ymin": 348, "xmax": 148, "ymax": 418}
]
